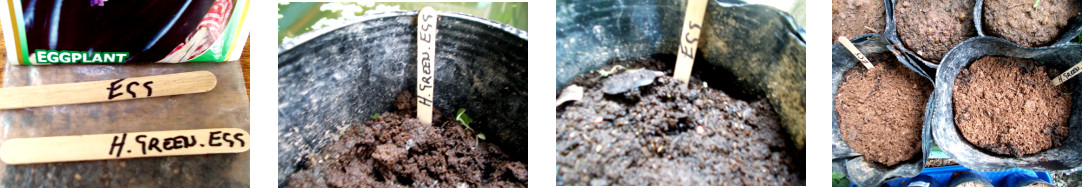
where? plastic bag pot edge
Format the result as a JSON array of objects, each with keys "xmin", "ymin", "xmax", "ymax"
[{"xmin": 279, "ymin": 10, "xmax": 528, "ymax": 54}]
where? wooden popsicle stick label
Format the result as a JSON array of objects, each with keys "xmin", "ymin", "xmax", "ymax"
[
  {"xmin": 417, "ymin": 7, "xmax": 438, "ymax": 125},
  {"xmin": 838, "ymin": 36, "xmax": 875, "ymax": 70},
  {"xmin": 1052, "ymin": 61, "xmax": 1082, "ymax": 86},
  {"xmin": 0, "ymin": 128, "xmax": 249, "ymax": 165},
  {"xmin": 674, "ymin": 0, "xmax": 709, "ymax": 87},
  {"xmin": 0, "ymin": 71, "xmax": 216, "ymax": 110}
]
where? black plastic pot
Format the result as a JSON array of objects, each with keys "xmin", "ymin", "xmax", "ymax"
[
  {"xmin": 973, "ymin": 0, "xmax": 1082, "ymax": 47},
  {"xmin": 930, "ymin": 37, "xmax": 1082, "ymax": 172},
  {"xmin": 830, "ymin": 34, "xmax": 932, "ymax": 186},
  {"xmin": 277, "ymin": 11, "xmax": 528, "ymax": 186},
  {"xmin": 555, "ymin": 0, "xmax": 806, "ymax": 149}
]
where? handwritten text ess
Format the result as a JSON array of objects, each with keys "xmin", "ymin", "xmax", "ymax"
[
  {"xmin": 672, "ymin": 0, "xmax": 708, "ymax": 87},
  {"xmin": 0, "ymin": 71, "xmax": 217, "ymax": 110},
  {"xmin": 417, "ymin": 7, "xmax": 439, "ymax": 125},
  {"xmin": 0, "ymin": 128, "xmax": 250, "ymax": 165}
]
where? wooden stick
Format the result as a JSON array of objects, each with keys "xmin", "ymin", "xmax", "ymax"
[
  {"xmin": 1, "ymin": 128, "xmax": 249, "ymax": 165},
  {"xmin": 673, "ymin": 0, "xmax": 709, "ymax": 88},
  {"xmin": 838, "ymin": 36, "xmax": 875, "ymax": 69},
  {"xmin": 1052, "ymin": 61, "xmax": 1082, "ymax": 86},
  {"xmin": 417, "ymin": 7, "xmax": 439, "ymax": 125},
  {"xmin": 0, "ymin": 71, "xmax": 216, "ymax": 110}
]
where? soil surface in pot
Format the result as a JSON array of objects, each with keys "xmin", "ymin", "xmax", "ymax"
[
  {"xmin": 832, "ymin": 0, "xmax": 887, "ymax": 44},
  {"xmin": 982, "ymin": 0, "xmax": 1080, "ymax": 47},
  {"xmin": 835, "ymin": 53, "xmax": 932, "ymax": 166},
  {"xmin": 953, "ymin": 56, "xmax": 1071, "ymax": 157},
  {"xmin": 895, "ymin": 0, "xmax": 977, "ymax": 63},
  {"xmin": 287, "ymin": 91, "xmax": 528, "ymax": 187},
  {"xmin": 555, "ymin": 57, "xmax": 802, "ymax": 185}
]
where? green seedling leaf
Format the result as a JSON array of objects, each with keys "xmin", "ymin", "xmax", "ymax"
[
  {"xmin": 1033, "ymin": 0, "xmax": 1041, "ymax": 8},
  {"xmin": 456, "ymin": 108, "xmax": 474, "ymax": 131},
  {"xmin": 832, "ymin": 172, "xmax": 850, "ymax": 187},
  {"xmin": 372, "ymin": 113, "xmax": 380, "ymax": 120},
  {"xmin": 476, "ymin": 133, "xmax": 486, "ymax": 140}
]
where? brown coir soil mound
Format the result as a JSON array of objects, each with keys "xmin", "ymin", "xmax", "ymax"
[
  {"xmin": 835, "ymin": 53, "xmax": 932, "ymax": 166},
  {"xmin": 895, "ymin": 0, "xmax": 977, "ymax": 63},
  {"xmin": 982, "ymin": 0, "xmax": 1080, "ymax": 47},
  {"xmin": 953, "ymin": 56, "xmax": 1071, "ymax": 157},
  {"xmin": 555, "ymin": 57, "xmax": 802, "ymax": 186},
  {"xmin": 287, "ymin": 91, "xmax": 527, "ymax": 187},
  {"xmin": 832, "ymin": 0, "xmax": 887, "ymax": 44}
]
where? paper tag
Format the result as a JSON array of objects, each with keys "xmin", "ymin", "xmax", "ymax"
[
  {"xmin": 673, "ymin": 0, "xmax": 709, "ymax": 88},
  {"xmin": 1052, "ymin": 61, "xmax": 1082, "ymax": 86},
  {"xmin": 417, "ymin": 7, "xmax": 438, "ymax": 125},
  {"xmin": 838, "ymin": 36, "xmax": 875, "ymax": 69},
  {"xmin": 0, "ymin": 128, "xmax": 250, "ymax": 165}
]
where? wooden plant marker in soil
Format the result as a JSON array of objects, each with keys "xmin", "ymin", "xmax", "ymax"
[
  {"xmin": 0, "ymin": 71, "xmax": 216, "ymax": 110},
  {"xmin": 0, "ymin": 128, "xmax": 249, "ymax": 165},
  {"xmin": 673, "ymin": 0, "xmax": 708, "ymax": 88},
  {"xmin": 838, "ymin": 36, "xmax": 875, "ymax": 70},
  {"xmin": 1051, "ymin": 61, "xmax": 1082, "ymax": 86},
  {"xmin": 417, "ymin": 7, "xmax": 438, "ymax": 125}
]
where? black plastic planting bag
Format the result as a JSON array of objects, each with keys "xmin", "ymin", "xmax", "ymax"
[
  {"xmin": 930, "ymin": 37, "xmax": 1082, "ymax": 172},
  {"xmin": 555, "ymin": 0, "xmax": 806, "ymax": 148},
  {"xmin": 973, "ymin": 0, "xmax": 1082, "ymax": 47},
  {"xmin": 277, "ymin": 11, "xmax": 528, "ymax": 186},
  {"xmin": 831, "ymin": 34, "xmax": 932, "ymax": 187}
]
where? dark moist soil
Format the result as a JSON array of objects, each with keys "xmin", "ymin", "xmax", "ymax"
[
  {"xmin": 895, "ymin": 0, "xmax": 977, "ymax": 63},
  {"xmin": 832, "ymin": 0, "xmax": 887, "ymax": 44},
  {"xmin": 982, "ymin": 0, "xmax": 1080, "ymax": 47},
  {"xmin": 953, "ymin": 56, "xmax": 1071, "ymax": 157},
  {"xmin": 287, "ymin": 91, "xmax": 527, "ymax": 187},
  {"xmin": 835, "ymin": 53, "xmax": 932, "ymax": 166},
  {"xmin": 555, "ymin": 57, "xmax": 802, "ymax": 186}
]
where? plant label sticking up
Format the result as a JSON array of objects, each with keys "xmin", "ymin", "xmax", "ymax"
[
  {"xmin": 838, "ymin": 36, "xmax": 875, "ymax": 70},
  {"xmin": 1052, "ymin": 61, "xmax": 1082, "ymax": 86},
  {"xmin": 0, "ymin": 128, "xmax": 250, "ymax": 165},
  {"xmin": 673, "ymin": 0, "xmax": 708, "ymax": 88},
  {"xmin": 0, "ymin": 71, "xmax": 217, "ymax": 110},
  {"xmin": 417, "ymin": 7, "xmax": 438, "ymax": 125}
]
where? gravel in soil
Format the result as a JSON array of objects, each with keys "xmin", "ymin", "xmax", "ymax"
[
  {"xmin": 895, "ymin": 0, "xmax": 977, "ymax": 63},
  {"xmin": 832, "ymin": 0, "xmax": 887, "ymax": 44},
  {"xmin": 286, "ymin": 91, "xmax": 527, "ymax": 187},
  {"xmin": 982, "ymin": 0, "xmax": 1080, "ymax": 47},
  {"xmin": 835, "ymin": 53, "xmax": 932, "ymax": 166},
  {"xmin": 555, "ymin": 57, "xmax": 802, "ymax": 186},
  {"xmin": 953, "ymin": 56, "xmax": 1071, "ymax": 157}
]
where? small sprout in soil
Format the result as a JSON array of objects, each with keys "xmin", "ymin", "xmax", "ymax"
[
  {"xmin": 832, "ymin": 172, "xmax": 850, "ymax": 187},
  {"xmin": 1033, "ymin": 0, "xmax": 1041, "ymax": 8},
  {"xmin": 476, "ymin": 133, "xmax": 486, "ymax": 140},
  {"xmin": 372, "ymin": 113, "xmax": 380, "ymax": 120},
  {"xmin": 456, "ymin": 108, "xmax": 474, "ymax": 131},
  {"xmin": 597, "ymin": 65, "xmax": 626, "ymax": 77}
]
